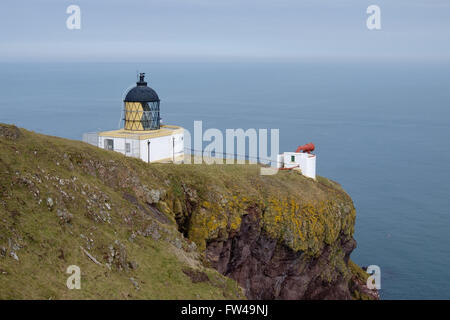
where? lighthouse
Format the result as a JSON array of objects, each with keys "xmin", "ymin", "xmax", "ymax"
[{"xmin": 83, "ymin": 73, "xmax": 184, "ymax": 163}]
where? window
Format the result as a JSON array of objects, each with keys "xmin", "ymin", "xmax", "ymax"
[
  {"xmin": 291, "ymin": 155, "xmax": 295, "ymax": 162},
  {"xmin": 105, "ymin": 139, "xmax": 114, "ymax": 151},
  {"xmin": 125, "ymin": 143, "xmax": 131, "ymax": 153}
]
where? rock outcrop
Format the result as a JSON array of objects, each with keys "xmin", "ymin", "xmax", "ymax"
[{"xmin": 207, "ymin": 213, "xmax": 357, "ymax": 299}]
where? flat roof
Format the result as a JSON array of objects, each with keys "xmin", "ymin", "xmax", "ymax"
[{"xmin": 99, "ymin": 125, "xmax": 183, "ymax": 140}]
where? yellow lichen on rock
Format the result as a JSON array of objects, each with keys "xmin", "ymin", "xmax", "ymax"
[
  {"xmin": 173, "ymin": 180, "xmax": 356, "ymax": 257},
  {"xmin": 257, "ymin": 197, "xmax": 356, "ymax": 256}
]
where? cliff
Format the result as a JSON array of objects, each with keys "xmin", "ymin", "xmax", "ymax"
[{"xmin": 0, "ymin": 124, "xmax": 377, "ymax": 299}]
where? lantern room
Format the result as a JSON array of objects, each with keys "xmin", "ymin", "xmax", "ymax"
[{"xmin": 124, "ymin": 73, "xmax": 161, "ymax": 131}]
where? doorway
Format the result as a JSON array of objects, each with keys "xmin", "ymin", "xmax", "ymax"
[{"xmin": 105, "ymin": 139, "xmax": 114, "ymax": 151}]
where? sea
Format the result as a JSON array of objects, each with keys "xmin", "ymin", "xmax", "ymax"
[{"xmin": 0, "ymin": 61, "xmax": 449, "ymax": 299}]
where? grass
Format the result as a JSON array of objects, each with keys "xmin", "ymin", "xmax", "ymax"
[{"xmin": 0, "ymin": 124, "xmax": 244, "ymax": 299}]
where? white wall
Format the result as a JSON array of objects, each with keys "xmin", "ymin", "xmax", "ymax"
[
  {"xmin": 303, "ymin": 154, "xmax": 316, "ymax": 180},
  {"xmin": 279, "ymin": 152, "xmax": 316, "ymax": 179},
  {"xmin": 140, "ymin": 133, "xmax": 184, "ymax": 163},
  {"xmin": 100, "ymin": 133, "xmax": 184, "ymax": 163}
]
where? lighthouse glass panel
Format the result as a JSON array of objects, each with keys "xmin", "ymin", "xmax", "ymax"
[{"xmin": 124, "ymin": 101, "xmax": 160, "ymax": 131}]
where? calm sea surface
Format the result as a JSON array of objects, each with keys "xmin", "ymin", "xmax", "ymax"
[{"xmin": 1, "ymin": 62, "xmax": 449, "ymax": 299}]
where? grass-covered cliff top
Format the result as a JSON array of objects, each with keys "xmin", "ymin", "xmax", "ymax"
[{"xmin": 0, "ymin": 124, "xmax": 362, "ymax": 299}]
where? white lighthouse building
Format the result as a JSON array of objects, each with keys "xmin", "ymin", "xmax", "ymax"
[
  {"xmin": 83, "ymin": 73, "xmax": 184, "ymax": 163},
  {"xmin": 276, "ymin": 143, "xmax": 316, "ymax": 179}
]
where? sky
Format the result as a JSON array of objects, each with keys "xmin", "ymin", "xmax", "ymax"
[{"xmin": 0, "ymin": 0, "xmax": 449, "ymax": 62}]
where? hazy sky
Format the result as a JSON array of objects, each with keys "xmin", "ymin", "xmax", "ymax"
[{"xmin": 0, "ymin": 0, "xmax": 449, "ymax": 62}]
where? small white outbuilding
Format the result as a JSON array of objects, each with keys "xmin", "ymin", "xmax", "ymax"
[{"xmin": 277, "ymin": 152, "xmax": 316, "ymax": 179}]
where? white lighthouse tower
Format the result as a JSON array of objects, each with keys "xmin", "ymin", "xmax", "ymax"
[{"xmin": 83, "ymin": 73, "xmax": 184, "ymax": 163}]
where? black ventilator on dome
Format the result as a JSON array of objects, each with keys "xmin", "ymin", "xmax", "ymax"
[{"xmin": 123, "ymin": 73, "xmax": 161, "ymax": 131}]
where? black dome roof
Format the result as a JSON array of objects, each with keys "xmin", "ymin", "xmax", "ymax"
[{"xmin": 124, "ymin": 73, "xmax": 160, "ymax": 102}]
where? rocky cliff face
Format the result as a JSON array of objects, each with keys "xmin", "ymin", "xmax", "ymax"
[
  {"xmin": 0, "ymin": 124, "xmax": 377, "ymax": 299},
  {"xmin": 206, "ymin": 213, "xmax": 357, "ymax": 299},
  {"xmin": 162, "ymin": 176, "xmax": 377, "ymax": 300}
]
